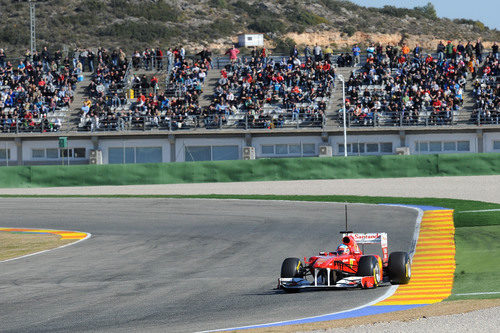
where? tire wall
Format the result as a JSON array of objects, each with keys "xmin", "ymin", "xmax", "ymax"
[{"xmin": 0, "ymin": 153, "xmax": 499, "ymax": 188}]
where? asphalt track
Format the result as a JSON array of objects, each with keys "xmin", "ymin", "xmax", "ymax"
[{"xmin": 0, "ymin": 198, "xmax": 417, "ymax": 332}]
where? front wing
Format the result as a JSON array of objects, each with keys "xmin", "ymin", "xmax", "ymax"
[{"xmin": 279, "ymin": 276, "xmax": 378, "ymax": 291}]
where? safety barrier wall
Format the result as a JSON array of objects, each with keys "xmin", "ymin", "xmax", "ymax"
[{"xmin": 0, "ymin": 153, "xmax": 499, "ymax": 188}]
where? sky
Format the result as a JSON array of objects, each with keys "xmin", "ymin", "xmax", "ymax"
[{"xmin": 349, "ymin": 0, "xmax": 499, "ymax": 30}]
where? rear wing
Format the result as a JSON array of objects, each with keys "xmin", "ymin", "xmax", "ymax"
[{"xmin": 343, "ymin": 232, "xmax": 388, "ymax": 263}]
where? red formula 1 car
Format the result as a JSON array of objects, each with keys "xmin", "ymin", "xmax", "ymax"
[{"xmin": 278, "ymin": 232, "xmax": 411, "ymax": 292}]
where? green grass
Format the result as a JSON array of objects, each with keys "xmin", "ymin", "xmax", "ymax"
[
  {"xmin": 448, "ymin": 225, "xmax": 500, "ymax": 300},
  {"xmin": 2, "ymin": 193, "xmax": 499, "ymax": 300}
]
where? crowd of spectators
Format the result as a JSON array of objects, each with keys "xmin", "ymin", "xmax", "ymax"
[
  {"xmin": 0, "ymin": 48, "xmax": 77, "ymax": 133},
  {"xmin": 80, "ymin": 46, "xmax": 212, "ymax": 131},
  {"xmin": 79, "ymin": 48, "xmax": 129, "ymax": 131},
  {"xmin": 342, "ymin": 42, "xmax": 475, "ymax": 126},
  {"xmin": 209, "ymin": 46, "xmax": 334, "ymax": 129},
  {"xmin": 471, "ymin": 49, "xmax": 499, "ymax": 124}
]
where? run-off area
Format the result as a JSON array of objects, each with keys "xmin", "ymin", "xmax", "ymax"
[{"xmin": 0, "ymin": 198, "xmax": 417, "ymax": 332}]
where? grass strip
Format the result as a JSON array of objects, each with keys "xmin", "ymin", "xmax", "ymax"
[{"xmin": 0, "ymin": 232, "xmax": 75, "ymax": 261}]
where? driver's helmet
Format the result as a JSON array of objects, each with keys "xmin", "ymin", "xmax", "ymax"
[{"xmin": 337, "ymin": 244, "xmax": 350, "ymax": 255}]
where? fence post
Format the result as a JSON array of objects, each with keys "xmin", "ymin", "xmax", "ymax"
[
  {"xmin": 169, "ymin": 117, "xmax": 172, "ymax": 132},
  {"xmin": 477, "ymin": 111, "xmax": 481, "ymax": 126},
  {"xmin": 245, "ymin": 114, "xmax": 248, "ymax": 130},
  {"xmin": 400, "ymin": 114, "xmax": 403, "ymax": 127}
]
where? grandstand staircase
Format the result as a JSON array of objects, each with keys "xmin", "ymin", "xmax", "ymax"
[
  {"xmin": 63, "ymin": 73, "xmax": 92, "ymax": 132},
  {"xmin": 455, "ymin": 79, "xmax": 475, "ymax": 125},
  {"xmin": 199, "ymin": 68, "xmax": 220, "ymax": 107},
  {"xmin": 326, "ymin": 66, "xmax": 355, "ymax": 127}
]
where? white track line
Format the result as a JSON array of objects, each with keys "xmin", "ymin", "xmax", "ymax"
[
  {"xmin": 0, "ymin": 229, "xmax": 92, "ymax": 264},
  {"xmin": 455, "ymin": 292, "xmax": 500, "ymax": 296},
  {"xmin": 456, "ymin": 209, "xmax": 500, "ymax": 213}
]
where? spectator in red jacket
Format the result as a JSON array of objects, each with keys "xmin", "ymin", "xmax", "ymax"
[{"xmin": 225, "ymin": 45, "xmax": 240, "ymax": 64}]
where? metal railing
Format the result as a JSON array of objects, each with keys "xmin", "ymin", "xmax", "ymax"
[
  {"xmin": 0, "ymin": 119, "xmax": 61, "ymax": 134},
  {"xmin": 77, "ymin": 112, "xmax": 326, "ymax": 132},
  {"xmin": 339, "ymin": 109, "xmax": 459, "ymax": 127}
]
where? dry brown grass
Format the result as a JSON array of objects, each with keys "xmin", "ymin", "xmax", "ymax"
[
  {"xmin": 0, "ymin": 232, "xmax": 75, "ymax": 261},
  {"xmin": 233, "ymin": 299, "xmax": 500, "ymax": 333}
]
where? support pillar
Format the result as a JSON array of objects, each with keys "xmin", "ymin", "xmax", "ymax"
[
  {"xmin": 168, "ymin": 134, "xmax": 176, "ymax": 162},
  {"xmin": 476, "ymin": 129, "xmax": 484, "ymax": 153},
  {"xmin": 15, "ymin": 138, "xmax": 22, "ymax": 166}
]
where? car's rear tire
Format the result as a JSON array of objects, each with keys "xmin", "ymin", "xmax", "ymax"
[
  {"xmin": 388, "ymin": 251, "xmax": 411, "ymax": 284},
  {"xmin": 281, "ymin": 257, "xmax": 303, "ymax": 278},
  {"xmin": 357, "ymin": 255, "xmax": 381, "ymax": 287}
]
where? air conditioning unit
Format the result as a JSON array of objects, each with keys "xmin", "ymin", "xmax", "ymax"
[
  {"xmin": 395, "ymin": 147, "xmax": 410, "ymax": 155},
  {"xmin": 89, "ymin": 149, "xmax": 103, "ymax": 164},
  {"xmin": 318, "ymin": 145, "xmax": 332, "ymax": 157},
  {"xmin": 242, "ymin": 146, "xmax": 255, "ymax": 160}
]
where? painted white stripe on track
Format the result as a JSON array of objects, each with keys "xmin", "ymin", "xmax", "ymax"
[
  {"xmin": 457, "ymin": 209, "xmax": 500, "ymax": 213},
  {"xmin": 455, "ymin": 292, "xmax": 500, "ymax": 296}
]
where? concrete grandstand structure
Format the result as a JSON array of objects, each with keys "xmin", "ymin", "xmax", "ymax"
[{"xmin": 0, "ymin": 46, "xmax": 498, "ymax": 166}]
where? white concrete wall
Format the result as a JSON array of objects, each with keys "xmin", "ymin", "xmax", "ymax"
[
  {"xmin": 7, "ymin": 129, "xmax": 500, "ymax": 165},
  {"xmin": 252, "ymin": 135, "xmax": 323, "ymax": 158},
  {"xmin": 99, "ymin": 138, "xmax": 170, "ymax": 164},
  {"xmin": 407, "ymin": 132, "xmax": 478, "ymax": 154},
  {"xmin": 329, "ymin": 134, "xmax": 400, "ymax": 155},
  {"xmin": 484, "ymin": 132, "xmax": 500, "ymax": 153},
  {"xmin": 0, "ymin": 141, "xmax": 17, "ymax": 163},
  {"xmin": 176, "ymin": 137, "xmax": 244, "ymax": 162},
  {"xmin": 22, "ymin": 139, "xmax": 94, "ymax": 162}
]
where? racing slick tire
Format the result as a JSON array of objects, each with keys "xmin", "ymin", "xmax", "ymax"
[
  {"xmin": 357, "ymin": 255, "xmax": 381, "ymax": 287},
  {"xmin": 388, "ymin": 251, "xmax": 411, "ymax": 284},
  {"xmin": 281, "ymin": 257, "xmax": 303, "ymax": 278}
]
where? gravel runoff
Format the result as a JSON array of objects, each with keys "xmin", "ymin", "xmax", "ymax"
[
  {"xmin": 306, "ymin": 306, "xmax": 500, "ymax": 333},
  {"xmin": 2, "ymin": 174, "xmax": 500, "ymax": 331},
  {"xmin": 0, "ymin": 175, "xmax": 500, "ymax": 204}
]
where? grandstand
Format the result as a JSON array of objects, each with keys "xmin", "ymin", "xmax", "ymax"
[{"xmin": 0, "ymin": 43, "xmax": 498, "ymax": 165}]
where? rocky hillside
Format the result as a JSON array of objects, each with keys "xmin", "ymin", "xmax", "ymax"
[{"xmin": 1, "ymin": 0, "xmax": 498, "ymax": 56}]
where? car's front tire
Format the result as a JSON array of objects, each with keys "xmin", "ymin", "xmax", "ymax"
[
  {"xmin": 280, "ymin": 257, "xmax": 303, "ymax": 278},
  {"xmin": 357, "ymin": 255, "xmax": 381, "ymax": 287}
]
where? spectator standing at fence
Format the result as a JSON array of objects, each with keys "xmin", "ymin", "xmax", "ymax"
[
  {"xmin": 437, "ymin": 41, "xmax": 445, "ymax": 62},
  {"xmin": 325, "ymin": 45, "xmax": 333, "ymax": 61},
  {"xmin": 225, "ymin": 45, "xmax": 240, "ymax": 64},
  {"xmin": 413, "ymin": 44, "xmax": 422, "ymax": 59},
  {"xmin": 88, "ymin": 50, "xmax": 95, "ymax": 73},
  {"xmin": 180, "ymin": 47, "xmax": 186, "ymax": 61},
  {"xmin": 0, "ymin": 49, "xmax": 5, "ymax": 68},
  {"xmin": 41, "ymin": 46, "xmax": 50, "ymax": 72},
  {"xmin": 475, "ymin": 39, "xmax": 484, "ymax": 63},
  {"xmin": 445, "ymin": 41, "xmax": 454, "ymax": 59},
  {"xmin": 290, "ymin": 45, "xmax": 299, "ymax": 59},
  {"xmin": 156, "ymin": 48, "xmax": 163, "ymax": 70},
  {"xmin": 465, "ymin": 41, "xmax": 474, "ymax": 58},
  {"xmin": 493, "ymin": 42, "xmax": 499, "ymax": 60},
  {"xmin": 304, "ymin": 45, "xmax": 311, "ymax": 59},
  {"xmin": 352, "ymin": 44, "xmax": 361, "ymax": 65},
  {"xmin": 366, "ymin": 43, "xmax": 375, "ymax": 59},
  {"xmin": 313, "ymin": 44, "xmax": 322, "ymax": 62},
  {"xmin": 166, "ymin": 48, "xmax": 174, "ymax": 71}
]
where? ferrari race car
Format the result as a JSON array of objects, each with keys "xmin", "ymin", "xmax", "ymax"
[{"xmin": 278, "ymin": 232, "xmax": 411, "ymax": 292}]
